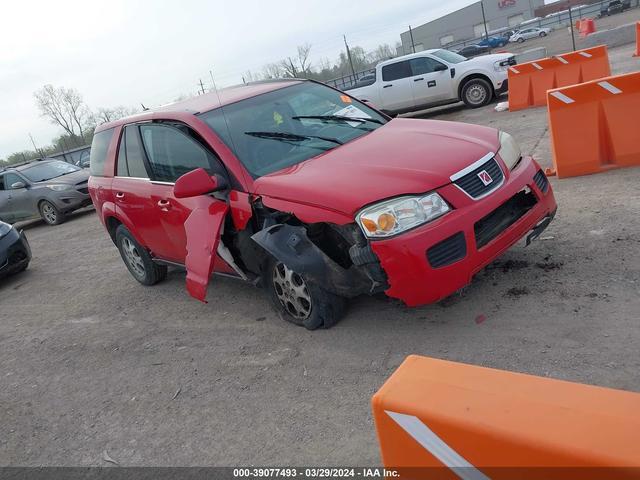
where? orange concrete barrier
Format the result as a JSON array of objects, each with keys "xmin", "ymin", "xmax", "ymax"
[
  {"xmin": 508, "ymin": 45, "xmax": 611, "ymax": 111},
  {"xmin": 547, "ymin": 71, "xmax": 640, "ymax": 179},
  {"xmin": 372, "ymin": 355, "xmax": 640, "ymax": 480},
  {"xmin": 634, "ymin": 22, "xmax": 640, "ymax": 57}
]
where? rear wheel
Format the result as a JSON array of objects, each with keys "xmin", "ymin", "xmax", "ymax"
[
  {"xmin": 539, "ymin": 32, "xmax": 547, "ymax": 37},
  {"xmin": 264, "ymin": 257, "xmax": 346, "ymax": 330},
  {"xmin": 517, "ymin": 37, "xmax": 525, "ymax": 43},
  {"xmin": 461, "ymin": 78, "xmax": 493, "ymax": 108},
  {"xmin": 39, "ymin": 200, "xmax": 65, "ymax": 225},
  {"xmin": 115, "ymin": 225, "xmax": 167, "ymax": 286}
]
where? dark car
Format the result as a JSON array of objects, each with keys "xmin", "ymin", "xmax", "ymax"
[
  {"xmin": 600, "ymin": 0, "xmax": 628, "ymax": 16},
  {"xmin": 455, "ymin": 44, "xmax": 492, "ymax": 58},
  {"xmin": 0, "ymin": 220, "xmax": 31, "ymax": 278}
]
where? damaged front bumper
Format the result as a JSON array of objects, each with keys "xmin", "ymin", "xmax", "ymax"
[{"xmin": 370, "ymin": 156, "xmax": 557, "ymax": 306}]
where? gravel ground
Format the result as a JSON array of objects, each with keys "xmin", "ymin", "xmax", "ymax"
[{"xmin": 1, "ymin": 45, "xmax": 639, "ymax": 468}]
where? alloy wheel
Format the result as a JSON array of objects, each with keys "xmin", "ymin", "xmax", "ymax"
[
  {"xmin": 121, "ymin": 237, "xmax": 146, "ymax": 278},
  {"xmin": 466, "ymin": 84, "xmax": 488, "ymax": 106},
  {"xmin": 272, "ymin": 262, "xmax": 312, "ymax": 320},
  {"xmin": 41, "ymin": 202, "xmax": 57, "ymax": 224}
]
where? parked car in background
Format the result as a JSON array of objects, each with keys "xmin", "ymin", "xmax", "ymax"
[
  {"xmin": 0, "ymin": 220, "xmax": 31, "ymax": 278},
  {"xmin": 347, "ymin": 49, "xmax": 515, "ymax": 112},
  {"xmin": 454, "ymin": 44, "xmax": 492, "ymax": 58},
  {"xmin": 600, "ymin": 0, "xmax": 629, "ymax": 16},
  {"xmin": 89, "ymin": 79, "xmax": 556, "ymax": 330},
  {"xmin": 0, "ymin": 160, "xmax": 92, "ymax": 225},
  {"xmin": 352, "ymin": 73, "xmax": 376, "ymax": 89},
  {"xmin": 509, "ymin": 27, "xmax": 551, "ymax": 43},
  {"xmin": 477, "ymin": 36, "xmax": 508, "ymax": 48}
]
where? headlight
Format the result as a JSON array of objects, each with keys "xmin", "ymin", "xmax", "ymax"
[
  {"xmin": 498, "ymin": 131, "xmax": 522, "ymax": 170},
  {"xmin": 494, "ymin": 60, "xmax": 510, "ymax": 71},
  {"xmin": 357, "ymin": 193, "xmax": 450, "ymax": 238},
  {"xmin": 47, "ymin": 184, "xmax": 72, "ymax": 191},
  {"xmin": 0, "ymin": 221, "xmax": 11, "ymax": 239}
]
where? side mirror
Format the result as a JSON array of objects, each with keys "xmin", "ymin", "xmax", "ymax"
[
  {"xmin": 174, "ymin": 168, "xmax": 227, "ymax": 199},
  {"xmin": 11, "ymin": 181, "xmax": 26, "ymax": 189},
  {"xmin": 434, "ymin": 63, "xmax": 448, "ymax": 72}
]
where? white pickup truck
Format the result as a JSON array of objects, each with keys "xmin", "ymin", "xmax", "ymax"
[{"xmin": 345, "ymin": 49, "xmax": 516, "ymax": 114}]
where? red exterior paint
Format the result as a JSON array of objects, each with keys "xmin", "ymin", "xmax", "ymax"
[
  {"xmin": 90, "ymin": 80, "xmax": 557, "ymax": 308},
  {"xmin": 228, "ymin": 190, "xmax": 253, "ymax": 230},
  {"xmin": 253, "ymin": 119, "xmax": 499, "ymax": 215},
  {"xmin": 371, "ymin": 156, "xmax": 556, "ymax": 306},
  {"xmin": 184, "ymin": 198, "xmax": 228, "ymax": 302}
]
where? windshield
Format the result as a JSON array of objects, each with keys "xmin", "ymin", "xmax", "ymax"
[
  {"xmin": 198, "ymin": 82, "xmax": 387, "ymax": 178},
  {"xmin": 20, "ymin": 161, "xmax": 80, "ymax": 182},
  {"xmin": 432, "ymin": 49, "xmax": 467, "ymax": 64}
]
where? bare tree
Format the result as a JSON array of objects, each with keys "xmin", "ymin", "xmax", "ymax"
[
  {"xmin": 279, "ymin": 57, "xmax": 299, "ymax": 78},
  {"xmin": 34, "ymin": 85, "xmax": 91, "ymax": 144},
  {"xmin": 91, "ymin": 106, "xmax": 138, "ymax": 125},
  {"xmin": 262, "ymin": 62, "xmax": 285, "ymax": 79},
  {"xmin": 296, "ymin": 43, "xmax": 313, "ymax": 76}
]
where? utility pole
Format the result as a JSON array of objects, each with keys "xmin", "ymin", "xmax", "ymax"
[
  {"xmin": 28, "ymin": 133, "xmax": 43, "ymax": 159},
  {"xmin": 198, "ymin": 79, "xmax": 206, "ymax": 95},
  {"xmin": 409, "ymin": 25, "xmax": 416, "ymax": 53},
  {"xmin": 480, "ymin": 0, "xmax": 489, "ymax": 40},
  {"xmin": 568, "ymin": 5, "xmax": 576, "ymax": 51},
  {"xmin": 343, "ymin": 35, "xmax": 356, "ymax": 79}
]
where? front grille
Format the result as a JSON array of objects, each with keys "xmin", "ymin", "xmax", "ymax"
[
  {"xmin": 76, "ymin": 187, "xmax": 89, "ymax": 194},
  {"xmin": 427, "ymin": 232, "xmax": 467, "ymax": 268},
  {"xmin": 474, "ymin": 190, "xmax": 538, "ymax": 249},
  {"xmin": 454, "ymin": 158, "xmax": 504, "ymax": 199},
  {"xmin": 507, "ymin": 56, "xmax": 517, "ymax": 66},
  {"xmin": 533, "ymin": 170, "xmax": 549, "ymax": 193}
]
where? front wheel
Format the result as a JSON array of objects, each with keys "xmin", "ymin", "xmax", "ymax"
[
  {"xmin": 115, "ymin": 225, "xmax": 167, "ymax": 286},
  {"xmin": 461, "ymin": 78, "xmax": 493, "ymax": 108},
  {"xmin": 540, "ymin": 32, "xmax": 547, "ymax": 37},
  {"xmin": 264, "ymin": 257, "xmax": 346, "ymax": 330},
  {"xmin": 39, "ymin": 200, "xmax": 66, "ymax": 225},
  {"xmin": 517, "ymin": 37, "xmax": 525, "ymax": 43}
]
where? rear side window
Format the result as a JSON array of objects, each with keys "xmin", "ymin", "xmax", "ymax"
[
  {"xmin": 382, "ymin": 61, "xmax": 411, "ymax": 82},
  {"xmin": 116, "ymin": 126, "xmax": 149, "ymax": 178},
  {"xmin": 139, "ymin": 124, "xmax": 224, "ymax": 183},
  {"xmin": 89, "ymin": 128, "xmax": 114, "ymax": 177}
]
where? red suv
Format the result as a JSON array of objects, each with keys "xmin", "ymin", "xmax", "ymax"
[{"xmin": 89, "ymin": 79, "xmax": 556, "ymax": 329}]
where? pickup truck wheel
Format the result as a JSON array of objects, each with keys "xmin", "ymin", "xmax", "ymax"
[
  {"xmin": 115, "ymin": 225, "xmax": 167, "ymax": 286},
  {"xmin": 39, "ymin": 200, "xmax": 66, "ymax": 225},
  {"xmin": 265, "ymin": 258, "xmax": 346, "ymax": 330},
  {"xmin": 461, "ymin": 78, "xmax": 493, "ymax": 108}
]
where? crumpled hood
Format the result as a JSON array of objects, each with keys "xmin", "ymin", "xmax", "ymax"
[
  {"xmin": 254, "ymin": 118, "xmax": 500, "ymax": 216},
  {"xmin": 35, "ymin": 169, "xmax": 90, "ymax": 187}
]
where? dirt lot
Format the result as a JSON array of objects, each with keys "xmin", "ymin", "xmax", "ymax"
[{"xmin": 1, "ymin": 44, "xmax": 639, "ymax": 467}]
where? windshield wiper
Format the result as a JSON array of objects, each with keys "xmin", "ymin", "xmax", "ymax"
[
  {"xmin": 291, "ymin": 115, "xmax": 384, "ymax": 125},
  {"xmin": 244, "ymin": 131, "xmax": 343, "ymax": 145}
]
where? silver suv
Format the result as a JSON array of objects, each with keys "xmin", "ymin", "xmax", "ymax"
[{"xmin": 0, "ymin": 160, "xmax": 92, "ymax": 225}]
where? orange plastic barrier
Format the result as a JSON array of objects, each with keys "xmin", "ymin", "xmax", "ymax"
[
  {"xmin": 634, "ymin": 22, "xmax": 640, "ymax": 57},
  {"xmin": 579, "ymin": 18, "xmax": 596, "ymax": 37},
  {"xmin": 508, "ymin": 45, "xmax": 611, "ymax": 111},
  {"xmin": 372, "ymin": 355, "xmax": 640, "ymax": 480},
  {"xmin": 547, "ymin": 71, "xmax": 640, "ymax": 179}
]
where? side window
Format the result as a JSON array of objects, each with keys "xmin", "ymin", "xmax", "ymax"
[
  {"xmin": 410, "ymin": 57, "xmax": 447, "ymax": 76},
  {"xmin": 5, "ymin": 173, "xmax": 24, "ymax": 189},
  {"xmin": 89, "ymin": 128, "xmax": 114, "ymax": 177},
  {"xmin": 139, "ymin": 124, "xmax": 225, "ymax": 183},
  {"xmin": 116, "ymin": 126, "xmax": 149, "ymax": 179},
  {"xmin": 381, "ymin": 61, "xmax": 411, "ymax": 82}
]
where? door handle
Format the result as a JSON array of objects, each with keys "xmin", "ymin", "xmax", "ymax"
[
  {"xmin": 157, "ymin": 199, "xmax": 171, "ymax": 210},
  {"xmin": 383, "ymin": 84, "xmax": 393, "ymax": 88},
  {"xmin": 414, "ymin": 77, "xmax": 424, "ymax": 82},
  {"xmin": 115, "ymin": 192, "xmax": 125, "ymax": 199}
]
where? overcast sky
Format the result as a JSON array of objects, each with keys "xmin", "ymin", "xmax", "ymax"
[{"xmin": 1, "ymin": 0, "xmax": 502, "ymax": 158}]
